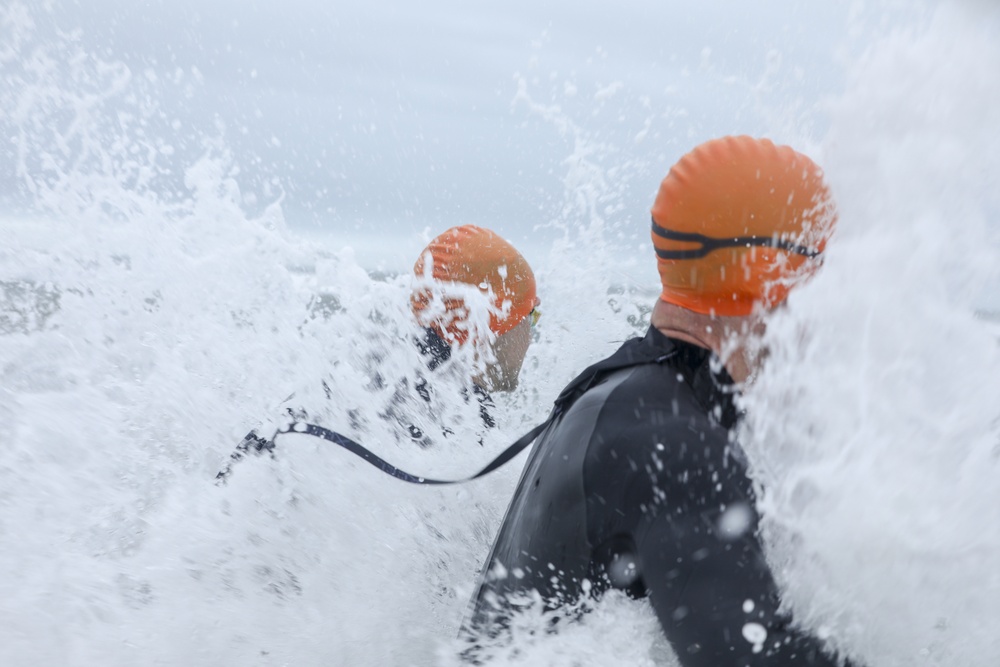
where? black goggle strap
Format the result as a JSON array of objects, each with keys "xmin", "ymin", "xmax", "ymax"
[{"xmin": 651, "ymin": 217, "xmax": 821, "ymax": 261}]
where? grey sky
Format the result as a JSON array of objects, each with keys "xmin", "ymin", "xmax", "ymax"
[{"xmin": 4, "ymin": 1, "xmax": 915, "ymax": 272}]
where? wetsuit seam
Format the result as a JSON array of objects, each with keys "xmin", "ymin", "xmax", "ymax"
[
  {"xmin": 583, "ymin": 367, "xmax": 703, "ymax": 548},
  {"xmin": 580, "ymin": 365, "xmax": 655, "ymax": 548}
]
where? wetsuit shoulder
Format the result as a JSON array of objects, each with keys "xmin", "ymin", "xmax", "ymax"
[{"xmin": 580, "ymin": 362, "xmax": 741, "ymax": 569}]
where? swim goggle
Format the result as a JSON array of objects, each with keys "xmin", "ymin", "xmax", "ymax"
[{"xmin": 651, "ymin": 218, "xmax": 821, "ymax": 260}]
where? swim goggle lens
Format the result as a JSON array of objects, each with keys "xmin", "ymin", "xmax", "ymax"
[{"xmin": 529, "ymin": 308, "xmax": 541, "ymax": 328}]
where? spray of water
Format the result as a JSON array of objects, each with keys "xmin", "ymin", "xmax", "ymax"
[
  {"xmin": 741, "ymin": 4, "xmax": 1000, "ymax": 666},
  {"xmin": 1, "ymin": 5, "xmax": 507, "ymax": 664}
]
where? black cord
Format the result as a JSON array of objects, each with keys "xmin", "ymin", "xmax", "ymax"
[{"xmin": 215, "ymin": 419, "xmax": 550, "ymax": 486}]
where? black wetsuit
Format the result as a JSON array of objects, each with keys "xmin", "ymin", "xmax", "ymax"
[{"xmin": 466, "ymin": 326, "xmax": 856, "ymax": 666}]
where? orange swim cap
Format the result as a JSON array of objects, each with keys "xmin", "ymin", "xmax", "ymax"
[
  {"xmin": 411, "ymin": 225, "xmax": 538, "ymax": 345},
  {"xmin": 651, "ymin": 136, "xmax": 837, "ymax": 316}
]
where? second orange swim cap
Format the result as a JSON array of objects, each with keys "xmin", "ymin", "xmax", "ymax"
[
  {"xmin": 411, "ymin": 225, "xmax": 538, "ymax": 345},
  {"xmin": 651, "ymin": 136, "xmax": 837, "ymax": 316}
]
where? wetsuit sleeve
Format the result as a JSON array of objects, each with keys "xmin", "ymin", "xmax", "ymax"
[{"xmin": 620, "ymin": 420, "xmax": 857, "ymax": 667}]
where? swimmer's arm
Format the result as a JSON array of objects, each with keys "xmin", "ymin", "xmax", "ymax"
[{"xmin": 629, "ymin": 426, "xmax": 858, "ymax": 666}]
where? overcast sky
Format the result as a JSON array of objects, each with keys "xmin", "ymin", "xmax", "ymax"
[{"xmin": 4, "ymin": 0, "xmax": 921, "ymax": 273}]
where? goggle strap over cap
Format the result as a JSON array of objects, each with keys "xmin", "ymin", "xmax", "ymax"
[{"xmin": 651, "ymin": 217, "xmax": 821, "ymax": 261}]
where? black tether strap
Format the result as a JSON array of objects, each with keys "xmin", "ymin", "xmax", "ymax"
[
  {"xmin": 215, "ymin": 419, "xmax": 551, "ymax": 486},
  {"xmin": 651, "ymin": 217, "xmax": 821, "ymax": 260},
  {"xmin": 216, "ymin": 342, "xmax": 678, "ymax": 487}
]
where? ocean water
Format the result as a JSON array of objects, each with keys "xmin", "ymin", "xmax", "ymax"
[{"xmin": 2, "ymin": 1, "xmax": 999, "ymax": 665}]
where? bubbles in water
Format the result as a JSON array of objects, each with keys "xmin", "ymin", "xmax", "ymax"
[
  {"xmin": 716, "ymin": 502, "xmax": 753, "ymax": 540},
  {"xmin": 741, "ymin": 622, "xmax": 767, "ymax": 653}
]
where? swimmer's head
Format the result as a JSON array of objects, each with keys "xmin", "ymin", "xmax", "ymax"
[{"xmin": 411, "ymin": 225, "xmax": 538, "ymax": 391}]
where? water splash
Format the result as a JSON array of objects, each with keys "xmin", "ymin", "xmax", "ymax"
[{"xmin": 741, "ymin": 4, "xmax": 1000, "ymax": 666}]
